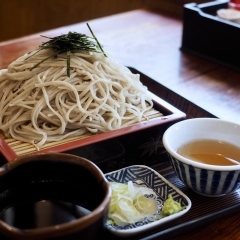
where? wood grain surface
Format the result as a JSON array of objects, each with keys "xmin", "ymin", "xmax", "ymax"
[
  {"xmin": 0, "ymin": 0, "xmax": 207, "ymax": 42},
  {"xmin": 0, "ymin": 8, "xmax": 240, "ymax": 240}
]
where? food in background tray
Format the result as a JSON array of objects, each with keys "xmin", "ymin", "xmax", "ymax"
[{"xmin": 217, "ymin": 8, "xmax": 240, "ymax": 23}]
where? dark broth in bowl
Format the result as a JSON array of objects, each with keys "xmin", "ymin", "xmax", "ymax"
[
  {"xmin": 177, "ymin": 139, "xmax": 240, "ymax": 166},
  {"xmin": 0, "ymin": 200, "xmax": 90, "ymax": 229}
]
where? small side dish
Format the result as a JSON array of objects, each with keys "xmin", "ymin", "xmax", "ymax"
[{"xmin": 105, "ymin": 165, "xmax": 191, "ymax": 237}]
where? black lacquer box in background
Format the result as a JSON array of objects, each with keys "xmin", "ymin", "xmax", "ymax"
[{"xmin": 181, "ymin": 0, "xmax": 240, "ymax": 72}]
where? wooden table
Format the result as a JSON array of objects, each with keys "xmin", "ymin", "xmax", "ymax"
[{"xmin": 0, "ymin": 9, "xmax": 240, "ymax": 240}]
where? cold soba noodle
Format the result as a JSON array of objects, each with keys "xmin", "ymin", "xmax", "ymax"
[{"xmin": 0, "ymin": 31, "xmax": 153, "ymax": 148}]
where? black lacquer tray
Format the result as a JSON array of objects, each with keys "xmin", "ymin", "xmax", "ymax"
[
  {"xmin": 1, "ymin": 68, "xmax": 238, "ymax": 240},
  {"xmin": 98, "ymin": 69, "xmax": 240, "ymax": 239}
]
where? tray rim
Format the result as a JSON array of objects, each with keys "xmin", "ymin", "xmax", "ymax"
[{"xmin": 142, "ymin": 202, "xmax": 240, "ymax": 240}]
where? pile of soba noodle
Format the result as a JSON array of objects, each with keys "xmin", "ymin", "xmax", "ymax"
[{"xmin": 0, "ymin": 47, "xmax": 153, "ymax": 148}]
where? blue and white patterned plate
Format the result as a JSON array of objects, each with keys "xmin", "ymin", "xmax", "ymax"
[{"xmin": 104, "ymin": 165, "xmax": 192, "ymax": 237}]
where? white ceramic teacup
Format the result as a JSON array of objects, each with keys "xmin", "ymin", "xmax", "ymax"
[{"xmin": 163, "ymin": 118, "xmax": 240, "ymax": 197}]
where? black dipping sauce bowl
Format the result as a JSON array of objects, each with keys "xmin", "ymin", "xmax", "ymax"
[{"xmin": 0, "ymin": 153, "xmax": 111, "ymax": 240}]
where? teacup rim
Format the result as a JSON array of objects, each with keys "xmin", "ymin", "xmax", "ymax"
[{"xmin": 163, "ymin": 118, "xmax": 240, "ymax": 171}]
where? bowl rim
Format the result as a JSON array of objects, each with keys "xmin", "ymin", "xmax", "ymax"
[
  {"xmin": 163, "ymin": 118, "xmax": 240, "ymax": 171},
  {"xmin": 0, "ymin": 153, "xmax": 112, "ymax": 239}
]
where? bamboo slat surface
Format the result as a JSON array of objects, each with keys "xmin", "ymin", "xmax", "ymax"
[{"xmin": 1, "ymin": 108, "xmax": 163, "ymax": 157}]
